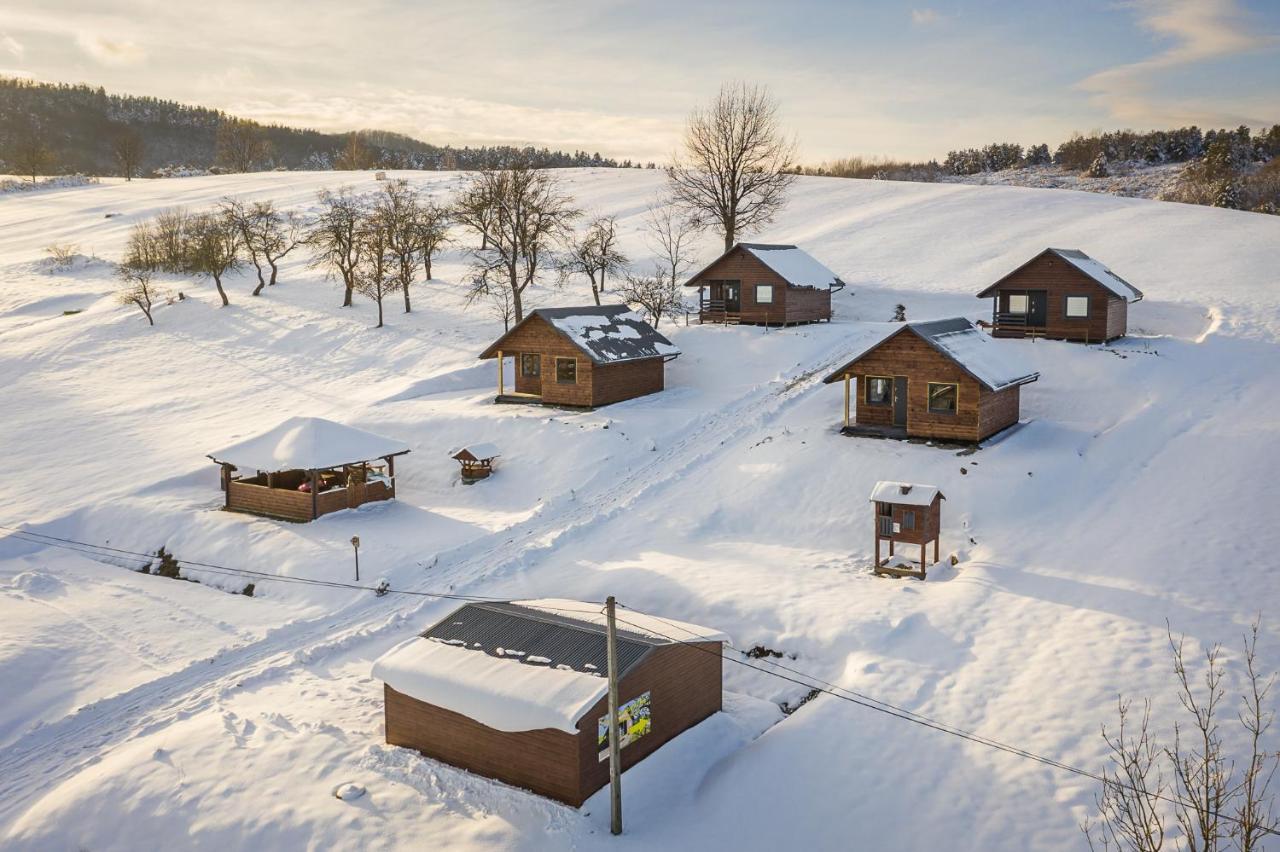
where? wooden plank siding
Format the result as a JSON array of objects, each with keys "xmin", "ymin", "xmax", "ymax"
[
  {"xmin": 226, "ymin": 476, "xmax": 393, "ymax": 522},
  {"xmin": 843, "ymin": 331, "xmax": 1021, "ymax": 442},
  {"xmin": 381, "ymin": 641, "xmax": 723, "ymax": 807},
  {"xmin": 691, "ymin": 246, "xmax": 831, "ymax": 325},
  {"xmin": 985, "ymin": 252, "xmax": 1128, "ymax": 342},
  {"xmin": 875, "ymin": 495, "xmax": 941, "ymax": 547}
]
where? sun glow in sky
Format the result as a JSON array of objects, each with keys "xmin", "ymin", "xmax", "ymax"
[{"xmin": 2, "ymin": 0, "xmax": 1277, "ymax": 163}]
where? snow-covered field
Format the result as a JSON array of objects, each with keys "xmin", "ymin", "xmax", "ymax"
[
  {"xmin": 1, "ymin": 169, "xmax": 1278, "ymax": 850},
  {"xmin": 939, "ymin": 160, "xmax": 1188, "ymax": 199}
]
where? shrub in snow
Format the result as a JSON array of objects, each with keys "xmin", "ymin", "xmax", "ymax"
[
  {"xmin": 242, "ymin": 583, "xmax": 255, "ymax": 597},
  {"xmin": 893, "ymin": 304, "xmax": 907, "ymax": 322},
  {"xmin": 153, "ymin": 547, "xmax": 180, "ymax": 579},
  {"xmin": 44, "ymin": 242, "xmax": 79, "ymax": 268},
  {"xmin": 1087, "ymin": 153, "xmax": 1110, "ymax": 178}
]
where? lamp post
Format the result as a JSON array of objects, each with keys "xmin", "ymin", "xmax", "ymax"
[{"xmin": 350, "ymin": 535, "xmax": 360, "ymax": 582}]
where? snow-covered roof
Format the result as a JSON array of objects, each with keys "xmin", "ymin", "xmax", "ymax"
[
  {"xmin": 370, "ymin": 600, "xmax": 727, "ymax": 734},
  {"xmin": 685, "ymin": 242, "xmax": 845, "ymax": 289},
  {"xmin": 450, "ymin": 443, "xmax": 500, "ymax": 461},
  {"xmin": 1050, "ymin": 249, "xmax": 1144, "ymax": 302},
  {"xmin": 823, "ymin": 318, "xmax": 1039, "ymax": 392},
  {"xmin": 869, "ymin": 481, "xmax": 943, "ymax": 506},
  {"xmin": 207, "ymin": 416, "xmax": 410, "ymax": 472},
  {"xmin": 479, "ymin": 305, "xmax": 679, "ymax": 365}
]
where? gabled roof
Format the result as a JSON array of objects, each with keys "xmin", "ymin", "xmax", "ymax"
[
  {"xmin": 870, "ymin": 481, "xmax": 944, "ymax": 506},
  {"xmin": 684, "ymin": 242, "xmax": 845, "ymax": 289},
  {"xmin": 450, "ymin": 443, "xmax": 500, "ymax": 462},
  {"xmin": 478, "ymin": 305, "xmax": 680, "ymax": 364},
  {"xmin": 977, "ymin": 248, "xmax": 1144, "ymax": 302},
  {"xmin": 370, "ymin": 600, "xmax": 726, "ymax": 734},
  {"xmin": 207, "ymin": 416, "xmax": 410, "ymax": 472},
  {"xmin": 822, "ymin": 318, "xmax": 1040, "ymax": 392}
]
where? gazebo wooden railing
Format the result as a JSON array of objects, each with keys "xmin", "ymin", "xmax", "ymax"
[{"xmin": 220, "ymin": 459, "xmax": 399, "ymax": 522}]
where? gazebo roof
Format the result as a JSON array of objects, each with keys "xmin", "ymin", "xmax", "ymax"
[{"xmin": 207, "ymin": 417, "xmax": 410, "ymax": 472}]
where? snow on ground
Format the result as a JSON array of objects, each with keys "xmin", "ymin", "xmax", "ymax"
[
  {"xmin": 0, "ymin": 169, "xmax": 1278, "ymax": 850},
  {"xmin": 939, "ymin": 161, "xmax": 1188, "ymax": 199}
]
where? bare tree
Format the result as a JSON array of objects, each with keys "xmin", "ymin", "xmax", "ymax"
[
  {"xmin": 1085, "ymin": 698, "xmax": 1167, "ymax": 852},
  {"xmin": 375, "ymin": 179, "xmax": 422, "ymax": 313},
  {"xmin": 10, "ymin": 124, "xmax": 55, "ymax": 183},
  {"xmin": 352, "ymin": 211, "xmax": 401, "ymax": 328},
  {"xmin": 485, "ymin": 284, "xmax": 516, "ymax": 332},
  {"xmin": 645, "ymin": 202, "xmax": 704, "ymax": 286},
  {"xmin": 116, "ymin": 264, "xmax": 162, "ymax": 326},
  {"xmin": 1234, "ymin": 621, "xmax": 1279, "ymax": 852},
  {"xmin": 560, "ymin": 215, "xmax": 628, "ymax": 305},
  {"xmin": 111, "ymin": 128, "xmax": 145, "ymax": 180},
  {"xmin": 223, "ymin": 199, "xmax": 304, "ymax": 295},
  {"xmin": 1168, "ymin": 632, "xmax": 1231, "ymax": 852},
  {"xmin": 222, "ymin": 198, "xmax": 268, "ymax": 295},
  {"xmin": 617, "ymin": 268, "xmax": 685, "ymax": 328},
  {"xmin": 215, "ymin": 119, "xmax": 270, "ymax": 173},
  {"xmin": 666, "ymin": 82, "xmax": 796, "ymax": 251},
  {"xmin": 413, "ymin": 199, "xmax": 452, "ymax": 281},
  {"xmin": 453, "ymin": 161, "xmax": 579, "ymax": 323},
  {"xmin": 186, "ymin": 211, "xmax": 241, "ymax": 306},
  {"xmin": 308, "ymin": 187, "xmax": 366, "ymax": 307}
]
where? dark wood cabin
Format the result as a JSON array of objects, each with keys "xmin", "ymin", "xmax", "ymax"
[
  {"xmin": 871, "ymin": 481, "xmax": 944, "ymax": 580},
  {"xmin": 208, "ymin": 417, "xmax": 410, "ymax": 522},
  {"xmin": 372, "ymin": 600, "xmax": 726, "ymax": 807},
  {"xmin": 977, "ymin": 248, "xmax": 1143, "ymax": 342},
  {"xmin": 684, "ymin": 242, "xmax": 845, "ymax": 326},
  {"xmin": 478, "ymin": 305, "xmax": 680, "ymax": 409},
  {"xmin": 822, "ymin": 318, "xmax": 1039, "ymax": 444},
  {"xmin": 451, "ymin": 443, "xmax": 499, "ymax": 482}
]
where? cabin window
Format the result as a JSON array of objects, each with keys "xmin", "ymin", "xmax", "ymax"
[
  {"xmin": 520, "ymin": 353, "xmax": 541, "ymax": 377},
  {"xmin": 1065, "ymin": 295, "xmax": 1090, "ymax": 318},
  {"xmin": 756, "ymin": 284, "xmax": 774, "ymax": 304},
  {"xmin": 1007, "ymin": 294, "xmax": 1029, "ymax": 314},
  {"xmin": 555, "ymin": 357, "xmax": 577, "ymax": 384},
  {"xmin": 865, "ymin": 376, "xmax": 892, "ymax": 406},
  {"xmin": 878, "ymin": 501, "xmax": 892, "ymax": 516},
  {"xmin": 927, "ymin": 382, "xmax": 959, "ymax": 414},
  {"xmin": 902, "ymin": 511, "xmax": 915, "ymax": 530}
]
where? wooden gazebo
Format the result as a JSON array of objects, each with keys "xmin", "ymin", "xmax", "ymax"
[
  {"xmin": 451, "ymin": 443, "xmax": 500, "ymax": 483},
  {"xmin": 208, "ymin": 417, "xmax": 410, "ymax": 522}
]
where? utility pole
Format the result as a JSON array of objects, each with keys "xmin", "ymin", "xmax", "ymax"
[
  {"xmin": 605, "ymin": 595, "xmax": 622, "ymax": 836},
  {"xmin": 350, "ymin": 535, "xmax": 360, "ymax": 582}
]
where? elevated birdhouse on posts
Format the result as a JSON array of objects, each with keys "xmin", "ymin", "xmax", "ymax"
[
  {"xmin": 870, "ymin": 481, "xmax": 944, "ymax": 579},
  {"xmin": 451, "ymin": 443, "xmax": 500, "ymax": 483}
]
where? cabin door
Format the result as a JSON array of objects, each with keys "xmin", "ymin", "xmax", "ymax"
[
  {"xmin": 1028, "ymin": 291, "xmax": 1048, "ymax": 327},
  {"xmin": 892, "ymin": 377, "xmax": 908, "ymax": 427},
  {"xmin": 724, "ymin": 282, "xmax": 741, "ymax": 312}
]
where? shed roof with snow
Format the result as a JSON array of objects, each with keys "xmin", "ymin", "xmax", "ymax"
[
  {"xmin": 479, "ymin": 305, "xmax": 680, "ymax": 365},
  {"xmin": 207, "ymin": 416, "xmax": 410, "ymax": 472},
  {"xmin": 685, "ymin": 242, "xmax": 845, "ymax": 290},
  {"xmin": 371, "ymin": 599, "xmax": 727, "ymax": 734},
  {"xmin": 977, "ymin": 248, "xmax": 1143, "ymax": 303},
  {"xmin": 869, "ymin": 481, "xmax": 944, "ymax": 506},
  {"xmin": 450, "ymin": 443, "xmax": 500, "ymax": 462},
  {"xmin": 822, "ymin": 318, "xmax": 1040, "ymax": 392}
]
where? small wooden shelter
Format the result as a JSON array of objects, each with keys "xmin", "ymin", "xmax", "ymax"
[
  {"xmin": 208, "ymin": 417, "xmax": 410, "ymax": 522},
  {"xmin": 478, "ymin": 305, "xmax": 680, "ymax": 409},
  {"xmin": 372, "ymin": 599, "xmax": 726, "ymax": 807},
  {"xmin": 871, "ymin": 481, "xmax": 944, "ymax": 579},
  {"xmin": 451, "ymin": 443, "xmax": 499, "ymax": 482},
  {"xmin": 822, "ymin": 318, "xmax": 1039, "ymax": 443},
  {"xmin": 684, "ymin": 242, "xmax": 845, "ymax": 325},
  {"xmin": 977, "ymin": 248, "xmax": 1143, "ymax": 342}
]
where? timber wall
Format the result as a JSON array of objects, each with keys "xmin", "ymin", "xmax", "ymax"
[
  {"xmin": 988, "ymin": 253, "xmax": 1127, "ymax": 342},
  {"xmin": 692, "ymin": 247, "xmax": 832, "ymax": 324}
]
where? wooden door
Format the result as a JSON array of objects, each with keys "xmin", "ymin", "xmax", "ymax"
[
  {"xmin": 1028, "ymin": 291, "xmax": 1048, "ymax": 327},
  {"xmin": 893, "ymin": 377, "xmax": 908, "ymax": 426},
  {"xmin": 724, "ymin": 282, "xmax": 741, "ymax": 312}
]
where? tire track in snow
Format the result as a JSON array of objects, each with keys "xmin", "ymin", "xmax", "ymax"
[{"xmin": 0, "ymin": 328, "xmax": 863, "ymax": 827}]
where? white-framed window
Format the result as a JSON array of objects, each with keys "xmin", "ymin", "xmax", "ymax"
[
  {"xmin": 756, "ymin": 284, "xmax": 774, "ymax": 304},
  {"xmin": 1007, "ymin": 294, "xmax": 1029, "ymax": 314},
  {"xmin": 1065, "ymin": 295, "xmax": 1090, "ymax": 318}
]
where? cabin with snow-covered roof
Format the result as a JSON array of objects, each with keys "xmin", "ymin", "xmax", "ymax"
[
  {"xmin": 478, "ymin": 305, "xmax": 680, "ymax": 408},
  {"xmin": 371, "ymin": 599, "xmax": 726, "ymax": 806},
  {"xmin": 822, "ymin": 318, "xmax": 1039, "ymax": 443},
  {"xmin": 978, "ymin": 248, "xmax": 1144, "ymax": 342},
  {"xmin": 684, "ymin": 242, "xmax": 845, "ymax": 326}
]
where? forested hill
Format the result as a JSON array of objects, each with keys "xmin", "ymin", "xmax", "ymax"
[{"xmin": 0, "ymin": 77, "xmax": 632, "ymax": 176}]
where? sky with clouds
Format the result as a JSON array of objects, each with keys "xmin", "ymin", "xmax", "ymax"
[{"xmin": 1, "ymin": 0, "xmax": 1277, "ymax": 162}]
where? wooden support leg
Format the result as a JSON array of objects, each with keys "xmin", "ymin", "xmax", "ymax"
[
  {"xmin": 888, "ymin": 539, "xmax": 894, "ymax": 557},
  {"xmin": 934, "ymin": 537, "xmax": 939, "ymax": 565},
  {"xmin": 497, "ymin": 350, "xmax": 504, "ymax": 397},
  {"xmin": 843, "ymin": 374, "xmax": 851, "ymax": 429},
  {"xmin": 874, "ymin": 536, "xmax": 880, "ymax": 570},
  {"xmin": 921, "ymin": 542, "xmax": 927, "ymax": 577}
]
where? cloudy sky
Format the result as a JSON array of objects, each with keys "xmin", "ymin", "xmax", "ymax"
[{"xmin": 2, "ymin": 0, "xmax": 1277, "ymax": 162}]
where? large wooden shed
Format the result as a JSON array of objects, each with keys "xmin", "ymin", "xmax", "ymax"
[
  {"xmin": 684, "ymin": 242, "xmax": 845, "ymax": 326},
  {"xmin": 822, "ymin": 318, "xmax": 1039, "ymax": 443},
  {"xmin": 207, "ymin": 417, "xmax": 410, "ymax": 522},
  {"xmin": 478, "ymin": 305, "xmax": 680, "ymax": 408},
  {"xmin": 977, "ymin": 248, "xmax": 1143, "ymax": 342},
  {"xmin": 372, "ymin": 599, "xmax": 726, "ymax": 807}
]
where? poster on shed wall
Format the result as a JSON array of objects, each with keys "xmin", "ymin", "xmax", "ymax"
[{"xmin": 597, "ymin": 691, "xmax": 652, "ymax": 762}]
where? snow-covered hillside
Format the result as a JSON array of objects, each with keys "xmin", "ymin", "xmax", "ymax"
[{"xmin": 1, "ymin": 169, "xmax": 1278, "ymax": 851}]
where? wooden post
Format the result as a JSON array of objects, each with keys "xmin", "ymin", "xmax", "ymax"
[
  {"xmin": 497, "ymin": 349, "xmax": 504, "ymax": 397},
  {"xmin": 921, "ymin": 542, "xmax": 926, "ymax": 575},
  {"xmin": 387, "ymin": 455, "xmax": 396, "ymax": 499},
  {"xmin": 843, "ymin": 374, "xmax": 851, "ymax": 428},
  {"xmin": 874, "ymin": 534, "xmax": 880, "ymax": 570},
  {"xmin": 888, "ymin": 539, "xmax": 894, "ymax": 557},
  {"xmin": 309, "ymin": 469, "xmax": 318, "ymax": 519},
  {"xmin": 934, "ymin": 536, "xmax": 939, "ymax": 564},
  {"xmin": 605, "ymin": 596, "xmax": 623, "ymax": 836}
]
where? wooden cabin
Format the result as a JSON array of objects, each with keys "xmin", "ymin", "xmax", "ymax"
[
  {"xmin": 977, "ymin": 248, "xmax": 1144, "ymax": 342},
  {"xmin": 372, "ymin": 599, "xmax": 726, "ymax": 807},
  {"xmin": 208, "ymin": 417, "xmax": 410, "ymax": 522},
  {"xmin": 478, "ymin": 305, "xmax": 680, "ymax": 409},
  {"xmin": 684, "ymin": 242, "xmax": 845, "ymax": 326},
  {"xmin": 822, "ymin": 318, "xmax": 1039, "ymax": 444},
  {"xmin": 451, "ymin": 443, "xmax": 499, "ymax": 482},
  {"xmin": 871, "ymin": 481, "xmax": 944, "ymax": 580}
]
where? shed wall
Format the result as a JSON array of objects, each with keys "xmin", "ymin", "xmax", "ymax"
[
  {"xmin": 989, "ymin": 253, "xmax": 1126, "ymax": 341},
  {"xmin": 692, "ymin": 247, "xmax": 831, "ymax": 324}
]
